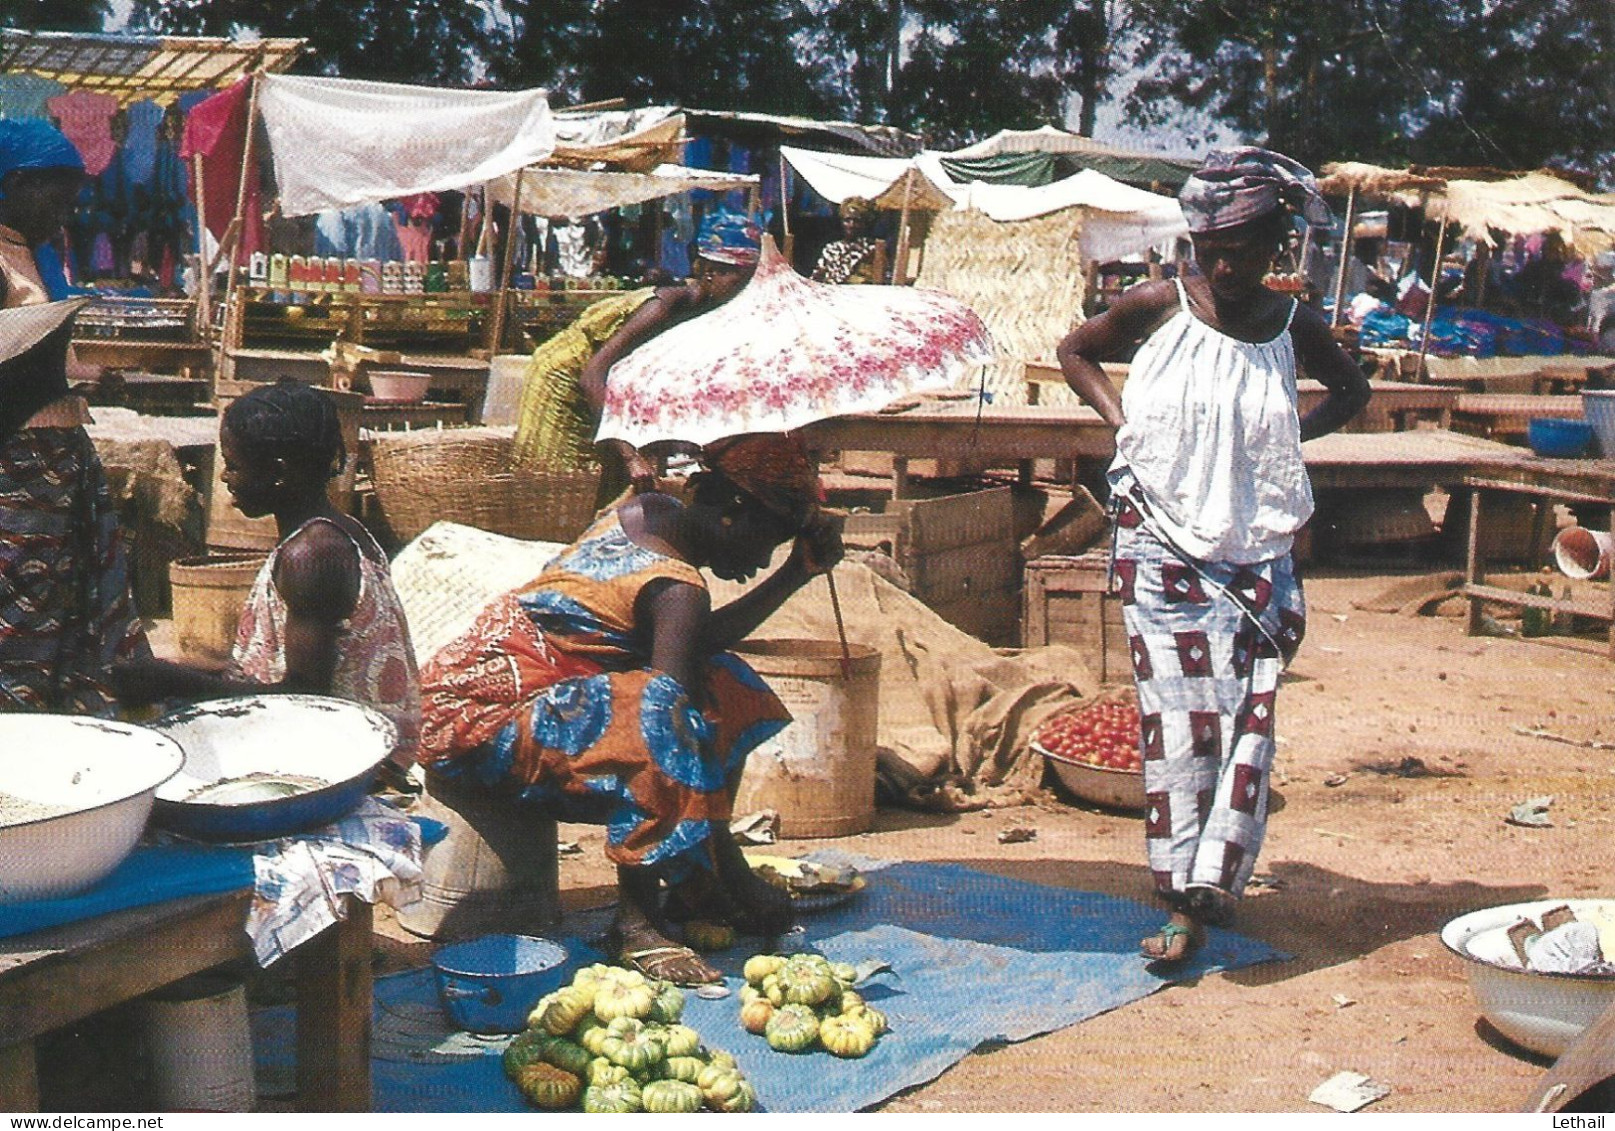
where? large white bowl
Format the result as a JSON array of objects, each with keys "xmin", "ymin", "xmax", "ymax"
[
  {"xmin": 150, "ymin": 694, "xmax": 395, "ymax": 841},
  {"xmin": 1441, "ymin": 898, "xmax": 1615, "ymax": 1057},
  {"xmin": 0, "ymin": 715, "xmax": 185, "ymax": 902}
]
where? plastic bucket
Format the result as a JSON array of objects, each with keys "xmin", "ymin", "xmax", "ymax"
[
  {"xmin": 168, "ymin": 554, "xmax": 266, "ymax": 664},
  {"xmin": 140, "ymin": 974, "xmax": 256, "ymax": 1112},
  {"xmin": 1582, "ymin": 390, "xmax": 1615, "ymax": 457},
  {"xmin": 431, "ymin": 934, "xmax": 568, "ymax": 1034},
  {"xmin": 732, "ymin": 639, "xmax": 882, "ymax": 838},
  {"xmin": 1553, "ymin": 526, "xmax": 1613, "ymax": 580}
]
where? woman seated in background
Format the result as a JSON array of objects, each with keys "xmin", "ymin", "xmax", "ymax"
[
  {"xmin": 0, "ymin": 119, "xmax": 151, "ymax": 715},
  {"xmin": 417, "ymin": 434, "xmax": 843, "ymax": 985},
  {"xmin": 811, "ymin": 197, "xmax": 888, "ymax": 285},
  {"xmin": 114, "ymin": 381, "xmax": 420, "ymax": 780}
]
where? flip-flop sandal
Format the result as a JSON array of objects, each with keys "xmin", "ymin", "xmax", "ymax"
[
  {"xmin": 622, "ymin": 945, "xmax": 723, "ymax": 987},
  {"xmin": 1141, "ymin": 922, "xmax": 1203, "ymax": 965}
]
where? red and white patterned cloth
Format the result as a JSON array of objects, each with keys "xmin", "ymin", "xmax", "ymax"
[{"xmin": 231, "ymin": 517, "xmax": 421, "ymax": 762}]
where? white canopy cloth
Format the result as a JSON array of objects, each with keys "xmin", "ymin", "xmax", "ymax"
[
  {"xmin": 780, "ymin": 145, "xmax": 1187, "ymax": 261},
  {"xmin": 550, "ymin": 105, "xmax": 684, "ymax": 169},
  {"xmin": 597, "ymin": 235, "xmax": 994, "ymax": 449},
  {"xmin": 486, "ymin": 163, "xmax": 756, "ymax": 218},
  {"xmin": 258, "ymin": 75, "xmax": 556, "ymax": 216}
]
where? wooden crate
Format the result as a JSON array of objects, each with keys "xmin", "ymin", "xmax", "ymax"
[
  {"xmin": 843, "ymin": 486, "xmax": 1021, "ymax": 646},
  {"xmin": 1022, "ymin": 550, "xmax": 1130, "ymax": 684}
]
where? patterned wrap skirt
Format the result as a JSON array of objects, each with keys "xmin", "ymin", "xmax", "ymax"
[
  {"xmin": 0, "ymin": 426, "xmax": 150, "ymax": 715},
  {"xmin": 1110, "ymin": 483, "xmax": 1306, "ymax": 911}
]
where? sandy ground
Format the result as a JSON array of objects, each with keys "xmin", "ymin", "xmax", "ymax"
[{"xmin": 356, "ymin": 568, "xmax": 1615, "ymax": 1114}]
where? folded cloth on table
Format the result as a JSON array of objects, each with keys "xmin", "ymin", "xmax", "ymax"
[{"xmin": 246, "ymin": 797, "xmax": 426, "ymax": 966}]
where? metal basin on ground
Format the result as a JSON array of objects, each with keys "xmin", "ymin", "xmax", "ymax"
[
  {"xmin": 431, "ymin": 934, "xmax": 569, "ymax": 1034},
  {"xmin": 1441, "ymin": 898, "xmax": 1615, "ymax": 1057},
  {"xmin": 150, "ymin": 694, "xmax": 395, "ymax": 842},
  {"xmin": 0, "ymin": 715, "xmax": 185, "ymax": 902}
]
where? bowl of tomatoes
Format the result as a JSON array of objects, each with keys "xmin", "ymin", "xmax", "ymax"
[{"xmin": 1031, "ymin": 692, "xmax": 1146, "ymax": 812}]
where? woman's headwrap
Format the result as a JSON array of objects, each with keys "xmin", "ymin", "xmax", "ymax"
[
  {"xmin": 695, "ymin": 209, "xmax": 763, "ymax": 267},
  {"xmin": 0, "ymin": 120, "xmax": 85, "ymax": 196},
  {"xmin": 1179, "ymin": 146, "xmax": 1331, "ymax": 234},
  {"xmin": 839, "ymin": 196, "xmax": 876, "ymax": 222},
  {"xmin": 701, "ymin": 433, "xmax": 824, "ymax": 528}
]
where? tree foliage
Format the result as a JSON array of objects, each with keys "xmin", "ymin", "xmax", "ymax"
[
  {"xmin": 127, "ymin": 0, "xmax": 500, "ymax": 86},
  {"xmin": 94, "ymin": 0, "xmax": 1606, "ymax": 183},
  {"xmin": 1125, "ymin": 0, "xmax": 1613, "ymax": 181},
  {"xmin": 3, "ymin": 0, "xmax": 111, "ymax": 32}
]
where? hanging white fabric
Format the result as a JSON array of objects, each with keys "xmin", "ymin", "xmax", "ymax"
[
  {"xmin": 258, "ymin": 75, "xmax": 556, "ymax": 216},
  {"xmin": 486, "ymin": 164, "xmax": 758, "ymax": 218}
]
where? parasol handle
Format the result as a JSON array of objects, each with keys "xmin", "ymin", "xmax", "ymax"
[{"xmin": 825, "ymin": 569, "xmax": 852, "ymax": 679}]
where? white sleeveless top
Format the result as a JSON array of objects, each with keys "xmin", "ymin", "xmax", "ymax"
[{"xmin": 1111, "ymin": 279, "xmax": 1313, "ymax": 563}]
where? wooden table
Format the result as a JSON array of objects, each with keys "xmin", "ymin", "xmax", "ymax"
[
  {"xmin": 1462, "ymin": 459, "xmax": 1615, "ymax": 657},
  {"xmin": 800, "ymin": 400, "xmax": 1116, "ymax": 496},
  {"xmin": 1452, "ymin": 393, "xmax": 1583, "ymax": 441},
  {"xmin": 0, "ymin": 891, "xmax": 373, "ymax": 1112},
  {"xmin": 803, "ymin": 400, "xmax": 1521, "ymax": 498}
]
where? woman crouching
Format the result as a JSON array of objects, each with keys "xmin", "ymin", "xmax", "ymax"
[{"xmin": 418, "ymin": 434, "xmax": 843, "ymax": 985}]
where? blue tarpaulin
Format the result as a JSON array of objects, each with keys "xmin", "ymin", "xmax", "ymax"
[{"xmin": 253, "ymin": 855, "xmax": 1287, "ymax": 1112}]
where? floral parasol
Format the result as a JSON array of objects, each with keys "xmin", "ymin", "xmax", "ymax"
[{"xmin": 595, "ymin": 234, "xmax": 994, "ymax": 450}]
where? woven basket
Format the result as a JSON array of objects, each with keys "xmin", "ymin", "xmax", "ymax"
[{"xmin": 370, "ymin": 427, "xmax": 600, "ymax": 545}]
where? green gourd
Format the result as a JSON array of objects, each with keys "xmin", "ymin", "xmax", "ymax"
[
  {"xmin": 684, "ymin": 920, "xmax": 737, "ymax": 952},
  {"xmin": 587, "ymin": 1057, "xmax": 631, "ymax": 1087},
  {"xmin": 573, "ymin": 1015, "xmax": 609, "ymax": 1055},
  {"xmin": 514, "ymin": 1061, "xmax": 582, "ymax": 1110},
  {"xmin": 535, "ymin": 1035, "xmax": 593, "ymax": 1077},
  {"xmin": 740, "ymin": 997, "xmax": 774, "ymax": 1034},
  {"xmin": 642, "ymin": 1078, "xmax": 704, "ymax": 1113},
  {"xmin": 502, "ymin": 1030, "xmax": 547, "ymax": 1077},
  {"xmin": 660, "ymin": 1023, "xmax": 702, "ymax": 1059},
  {"xmin": 778, "ymin": 957, "xmax": 837, "ymax": 1007},
  {"xmin": 599, "ymin": 1016, "xmax": 666, "ymax": 1072},
  {"xmin": 659, "ymin": 1054, "xmax": 706, "ymax": 1083},
  {"xmin": 648, "ymin": 981, "xmax": 686, "ymax": 1024},
  {"xmin": 533, "ymin": 983, "xmax": 595, "ymax": 1035},
  {"xmin": 819, "ymin": 1013, "xmax": 878, "ymax": 1058},
  {"xmin": 592, "ymin": 978, "xmax": 657, "ymax": 1022},
  {"xmin": 764, "ymin": 1003, "xmax": 821, "ymax": 1052},
  {"xmin": 743, "ymin": 954, "xmax": 786, "ymax": 985},
  {"xmin": 582, "ymin": 1078, "xmax": 643, "ymax": 1114}
]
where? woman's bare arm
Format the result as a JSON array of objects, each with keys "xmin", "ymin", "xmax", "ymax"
[{"xmin": 1055, "ymin": 280, "xmax": 1177, "ymax": 428}]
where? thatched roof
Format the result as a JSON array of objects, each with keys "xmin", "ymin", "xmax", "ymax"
[{"xmin": 1319, "ymin": 162, "xmax": 1615, "ymax": 255}]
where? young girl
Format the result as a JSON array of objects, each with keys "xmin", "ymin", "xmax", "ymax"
[{"xmin": 116, "ymin": 381, "xmax": 420, "ymax": 778}]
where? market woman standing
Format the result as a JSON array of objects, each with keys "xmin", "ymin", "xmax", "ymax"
[
  {"xmin": 1056, "ymin": 148, "xmax": 1370, "ymax": 964},
  {"xmin": 0, "ymin": 120, "xmax": 149, "ymax": 714}
]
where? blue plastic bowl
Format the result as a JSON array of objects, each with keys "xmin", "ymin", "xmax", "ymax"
[
  {"xmin": 1527, "ymin": 417, "xmax": 1594, "ymax": 459},
  {"xmin": 432, "ymin": 934, "xmax": 569, "ymax": 1034}
]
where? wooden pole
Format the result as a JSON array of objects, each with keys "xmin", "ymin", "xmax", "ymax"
[
  {"xmin": 218, "ymin": 72, "xmax": 262, "ymax": 344},
  {"xmin": 1413, "ymin": 209, "xmax": 1451, "ymax": 384},
  {"xmin": 191, "ymin": 152, "xmax": 212, "ymax": 344},
  {"xmin": 891, "ymin": 171, "xmax": 915, "ymax": 285},
  {"xmin": 779, "ymin": 151, "xmax": 794, "ymax": 264},
  {"xmin": 488, "ymin": 167, "xmax": 526, "ymax": 355},
  {"xmin": 1330, "ymin": 184, "xmax": 1358, "ymax": 328}
]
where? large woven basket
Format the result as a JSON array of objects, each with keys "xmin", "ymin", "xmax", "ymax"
[{"xmin": 369, "ymin": 427, "xmax": 600, "ymax": 545}]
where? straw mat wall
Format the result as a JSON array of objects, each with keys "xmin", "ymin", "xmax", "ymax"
[{"xmin": 914, "ymin": 207, "xmax": 1086, "ymax": 406}]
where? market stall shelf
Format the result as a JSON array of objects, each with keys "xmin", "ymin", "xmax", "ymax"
[
  {"xmin": 0, "ymin": 892, "xmax": 371, "ymax": 1111},
  {"xmin": 1462, "ymin": 460, "xmax": 1615, "ymax": 658}
]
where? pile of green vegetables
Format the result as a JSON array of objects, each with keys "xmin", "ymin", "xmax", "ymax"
[
  {"xmin": 738, "ymin": 953, "xmax": 889, "ymax": 1058},
  {"xmin": 504, "ymin": 964, "xmax": 756, "ymax": 1113}
]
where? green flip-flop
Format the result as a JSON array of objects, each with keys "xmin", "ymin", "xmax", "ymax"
[{"xmin": 1141, "ymin": 922, "xmax": 1204, "ymax": 964}]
